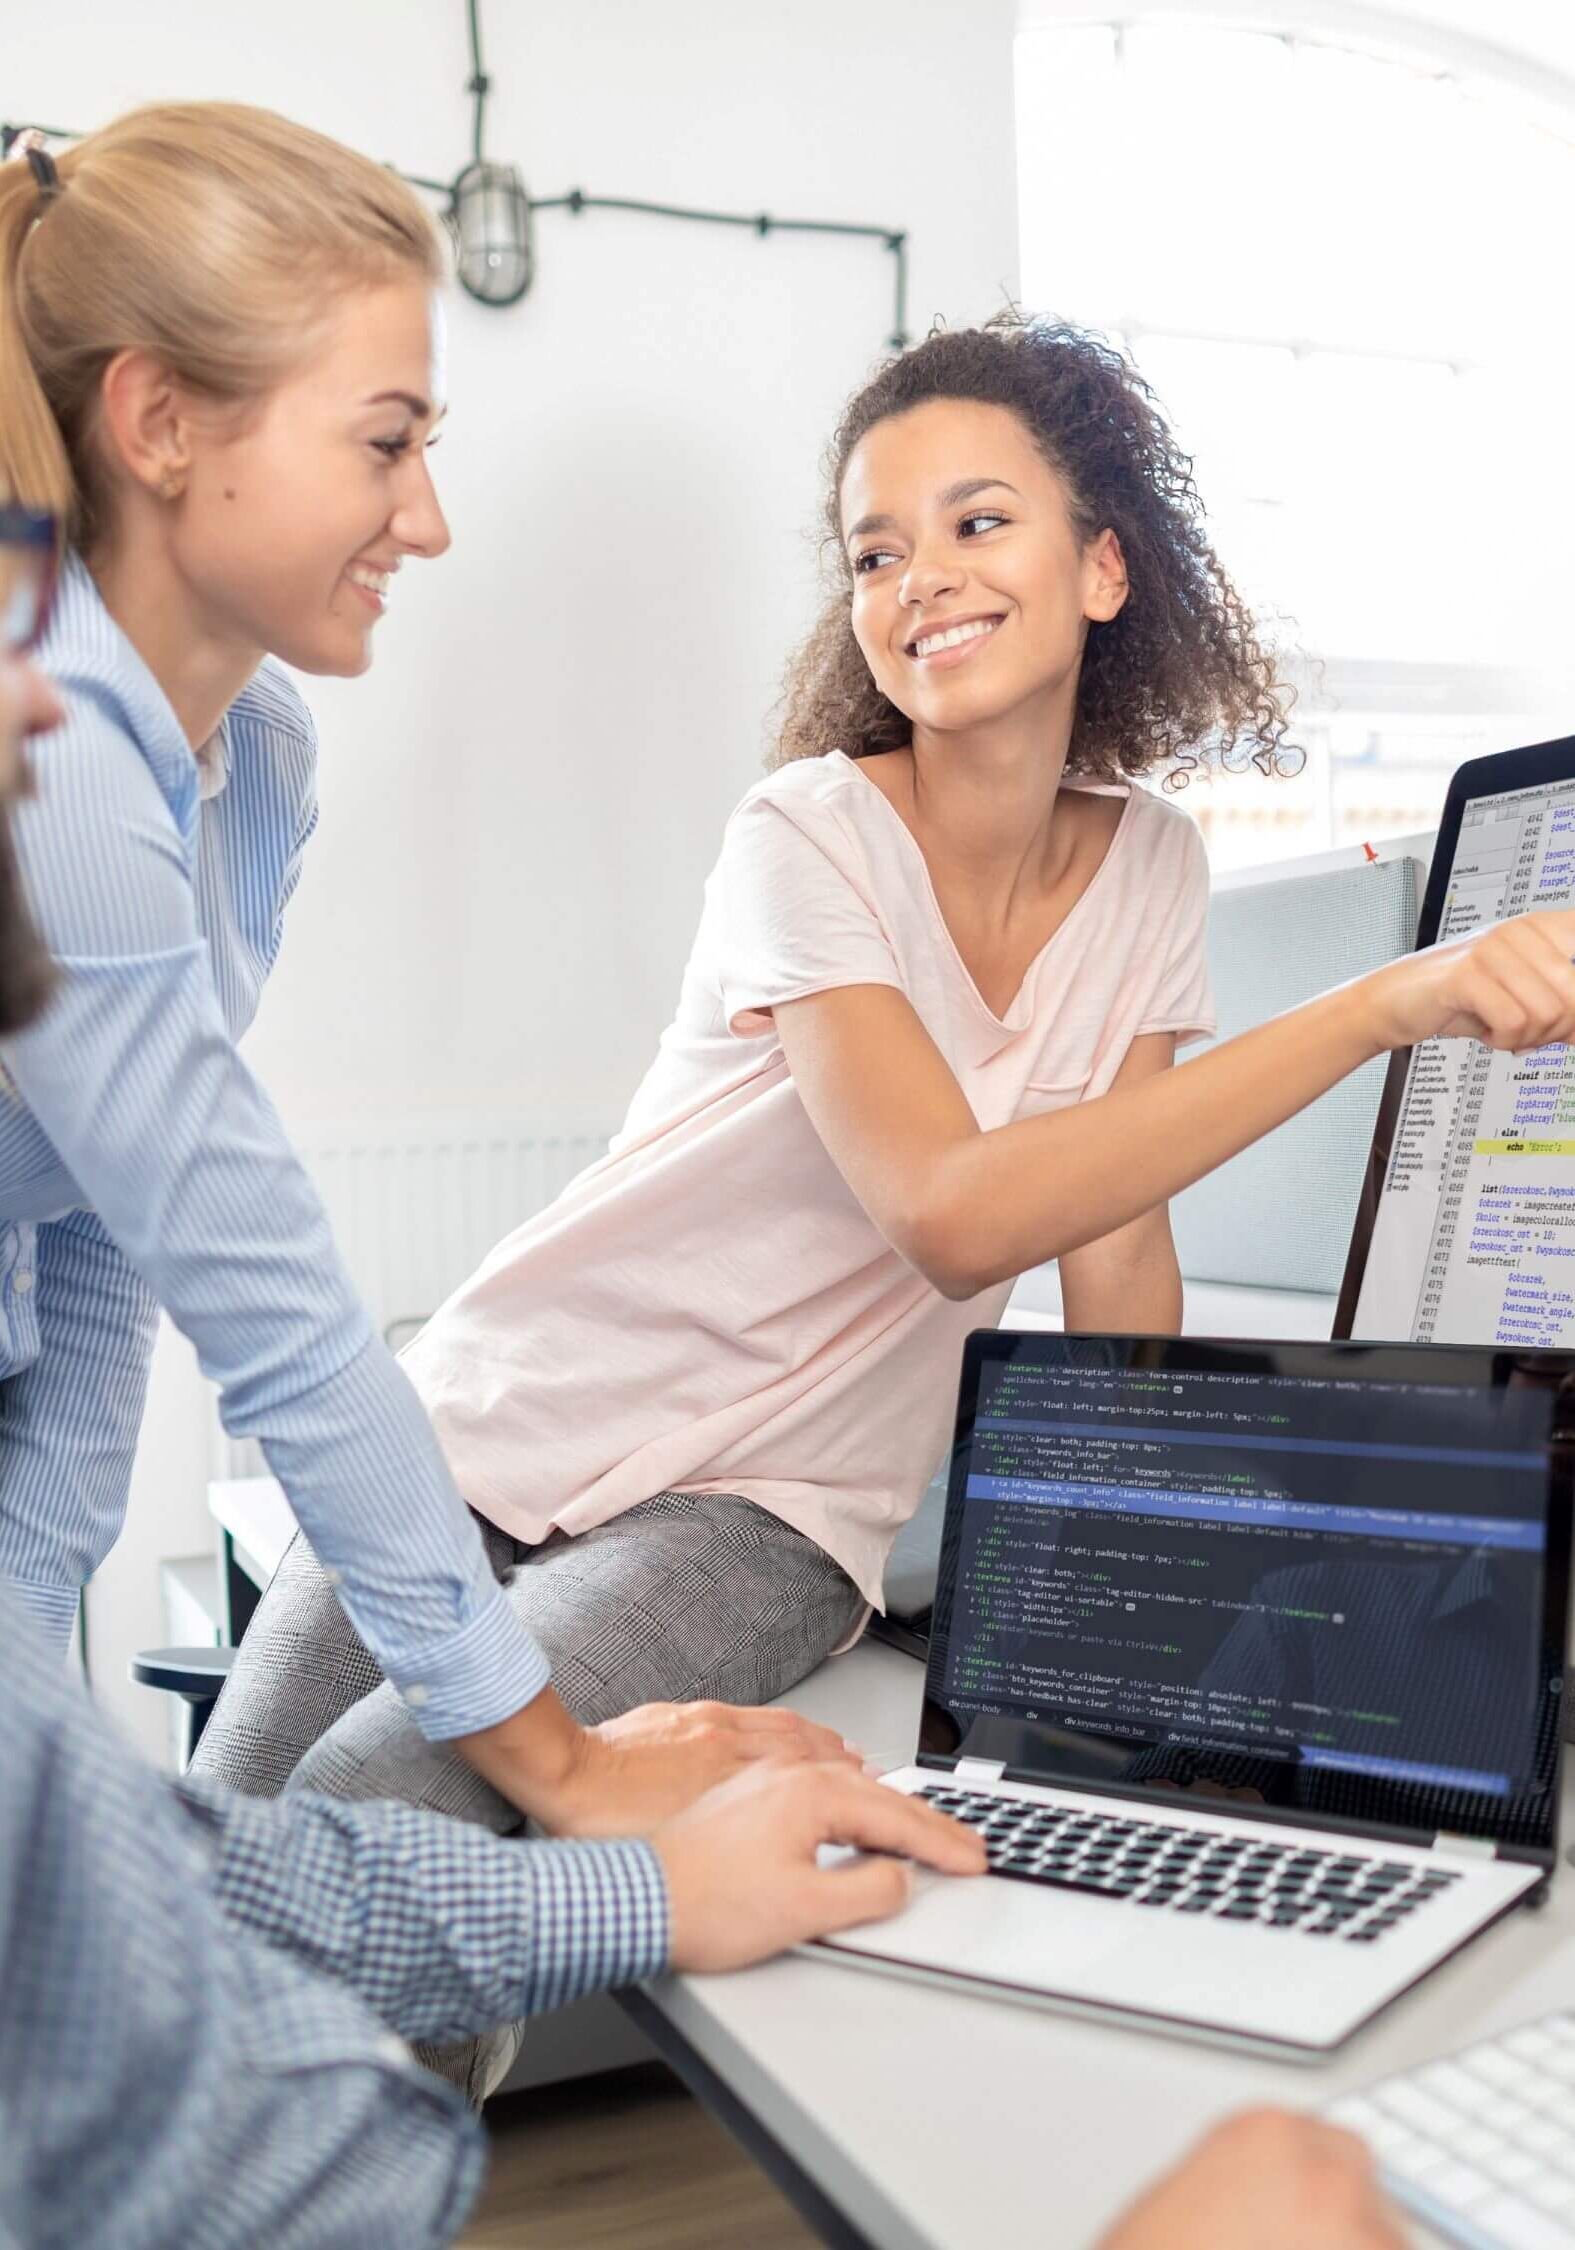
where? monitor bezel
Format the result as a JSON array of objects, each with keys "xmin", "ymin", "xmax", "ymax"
[
  {"xmin": 1333, "ymin": 733, "xmax": 1575, "ymax": 1344},
  {"xmin": 918, "ymin": 1328, "xmax": 1574, "ymax": 1865}
]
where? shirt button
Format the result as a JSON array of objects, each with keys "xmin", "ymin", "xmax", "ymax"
[
  {"xmin": 404, "ymin": 1684, "xmax": 428, "ymax": 1709},
  {"xmin": 11, "ymin": 1271, "xmax": 32, "ymax": 1295},
  {"xmin": 321, "ymin": 1566, "xmax": 342, "ymax": 1588}
]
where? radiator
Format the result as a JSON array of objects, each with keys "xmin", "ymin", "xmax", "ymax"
[{"xmin": 212, "ymin": 1112, "xmax": 612, "ymax": 1478}]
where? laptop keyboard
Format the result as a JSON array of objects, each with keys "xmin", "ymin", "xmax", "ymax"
[
  {"xmin": 917, "ymin": 1786, "xmax": 1462, "ymax": 1941},
  {"xmin": 1328, "ymin": 2013, "xmax": 1575, "ymax": 2246}
]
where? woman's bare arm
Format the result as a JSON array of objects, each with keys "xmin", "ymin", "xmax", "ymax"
[
  {"xmin": 1055, "ymin": 1034, "xmax": 1182, "ymax": 1333},
  {"xmin": 772, "ymin": 909, "xmax": 1575, "ymax": 1301},
  {"xmin": 1058, "ymin": 1203, "xmax": 1182, "ymax": 1333}
]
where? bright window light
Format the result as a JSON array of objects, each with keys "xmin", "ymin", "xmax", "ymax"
[{"xmin": 1015, "ymin": 18, "xmax": 1575, "ymax": 865}]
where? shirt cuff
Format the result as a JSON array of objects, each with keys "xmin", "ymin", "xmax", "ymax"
[
  {"xmin": 381, "ymin": 1577, "xmax": 553, "ymax": 1742},
  {"xmin": 517, "ymin": 1839, "xmax": 671, "ymax": 2012},
  {"xmin": 2, "ymin": 1574, "xmax": 78, "ymax": 1657}
]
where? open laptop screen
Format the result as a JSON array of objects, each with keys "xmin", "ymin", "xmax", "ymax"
[
  {"xmin": 921, "ymin": 1334, "xmax": 1573, "ymax": 1855},
  {"xmin": 1335, "ymin": 735, "xmax": 1575, "ymax": 1347}
]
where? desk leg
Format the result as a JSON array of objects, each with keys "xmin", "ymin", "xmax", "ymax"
[
  {"xmin": 221, "ymin": 1530, "xmax": 262, "ymax": 1646},
  {"xmin": 617, "ymin": 1990, "xmax": 879, "ymax": 2250}
]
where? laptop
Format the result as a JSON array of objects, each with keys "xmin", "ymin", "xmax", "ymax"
[
  {"xmin": 1335, "ymin": 732, "xmax": 1575, "ymax": 1355},
  {"xmin": 813, "ymin": 1330, "xmax": 1574, "ymax": 2060}
]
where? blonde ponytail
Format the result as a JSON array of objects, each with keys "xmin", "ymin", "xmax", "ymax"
[
  {"xmin": 0, "ymin": 104, "xmax": 444, "ymax": 543},
  {"xmin": 0, "ymin": 155, "xmax": 74, "ymax": 519}
]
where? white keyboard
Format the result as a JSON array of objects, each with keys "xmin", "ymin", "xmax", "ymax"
[{"xmin": 1328, "ymin": 2014, "xmax": 1575, "ymax": 2246}]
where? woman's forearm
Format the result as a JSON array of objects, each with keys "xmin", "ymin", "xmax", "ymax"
[
  {"xmin": 1056, "ymin": 1218, "xmax": 1184, "ymax": 1337},
  {"xmin": 930, "ymin": 981, "xmax": 1382, "ymax": 1296}
]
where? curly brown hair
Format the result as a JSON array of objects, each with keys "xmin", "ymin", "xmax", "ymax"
[{"xmin": 771, "ymin": 313, "xmax": 1298, "ymax": 787}]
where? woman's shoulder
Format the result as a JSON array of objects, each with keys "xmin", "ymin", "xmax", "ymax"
[
  {"xmin": 731, "ymin": 750, "xmax": 867, "ymax": 828},
  {"xmin": 38, "ymin": 557, "xmax": 185, "ymax": 775},
  {"xmin": 23, "ymin": 636, "xmax": 175, "ymax": 839},
  {"xmin": 1110, "ymin": 779, "xmax": 1209, "ymax": 880},
  {"xmin": 721, "ymin": 752, "xmax": 908, "ymax": 898},
  {"xmin": 708, "ymin": 754, "xmax": 900, "ymax": 924}
]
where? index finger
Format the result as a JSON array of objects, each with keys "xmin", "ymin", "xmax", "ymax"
[{"xmin": 813, "ymin": 1770, "xmax": 989, "ymax": 1876}]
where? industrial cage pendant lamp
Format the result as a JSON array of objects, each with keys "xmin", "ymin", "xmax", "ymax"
[
  {"xmin": 451, "ymin": 157, "xmax": 532, "ymax": 307},
  {"xmin": 444, "ymin": 0, "xmax": 531, "ymax": 308}
]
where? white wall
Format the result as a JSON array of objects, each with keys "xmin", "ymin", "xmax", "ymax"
[{"xmin": 9, "ymin": 0, "xmax": 1020, "ymax": 1755}]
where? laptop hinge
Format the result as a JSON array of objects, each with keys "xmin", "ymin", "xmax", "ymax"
[
  {"xmin": 954, "ymin": 1758, "xmax": 1007, "ymax": 1787},
  {"xmin": 1432, "ymin": 1831, "xmax": 1498, "ymax": 1862}
]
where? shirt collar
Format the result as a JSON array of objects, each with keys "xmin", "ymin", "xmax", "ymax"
[{"xmin": 193, "ymin": 721, "xmax": 231, "ymax": 802}]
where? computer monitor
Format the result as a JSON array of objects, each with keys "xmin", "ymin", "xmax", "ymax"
[{"xmin": 1335, "ymin": 736, "xmax": 1575, "ymax": 1347}]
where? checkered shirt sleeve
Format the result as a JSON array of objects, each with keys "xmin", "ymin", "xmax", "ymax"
[{"xmin": 176, "ymin": 1775, "xmax": 670, "ymax": 2043}]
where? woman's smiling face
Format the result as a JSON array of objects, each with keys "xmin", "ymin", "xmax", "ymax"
[
  {"xmin": 839, "ymin": 398, "xmax": 1127, "ymax": 740},
  {"xmin": 151, "ymin": 279, "xmax": 453, "ymax": 680}
]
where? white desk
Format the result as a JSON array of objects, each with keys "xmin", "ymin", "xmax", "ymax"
[
  {"xmin": 625, "ymin": 1640, "xmax": 1574, "ymax": 2250},
  {"xmin": 209, "ymin": 1474, "xmax": 296, "ymax": 1641},
  {"xmin": 210, "ymin": 1474, "xmax": 295, "ymax": 1584}
]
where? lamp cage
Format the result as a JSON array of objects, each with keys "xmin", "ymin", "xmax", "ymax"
[{"xmin": 451, "ymin": 160, "xmax": 533, "ymax": 307}]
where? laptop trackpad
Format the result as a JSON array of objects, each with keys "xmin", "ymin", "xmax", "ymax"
[{"xmin": 820, "ymin": 1861, "xmax": 1134, "ymax": 1983}]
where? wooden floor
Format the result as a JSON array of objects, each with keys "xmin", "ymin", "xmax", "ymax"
[{"xmin": 455, "ymin": 2061, "xmax": 820, "ymax": 2249}]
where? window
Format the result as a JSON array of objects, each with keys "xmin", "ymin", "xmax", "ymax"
[{"xmin": 1015, "ymin": 16, "xmax": 1575, "ymax": 867}]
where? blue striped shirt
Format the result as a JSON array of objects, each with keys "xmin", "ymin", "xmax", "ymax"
[
  {"xmin": 0, "ymin": 1590, "xmax": 668, "ymax": 2250},
  {"xmin": 0, "ymin": 556, "xmax": 550, "ymax": 1739}
]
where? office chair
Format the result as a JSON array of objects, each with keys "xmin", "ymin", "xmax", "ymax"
[{"xmin": 129, "ymin": 1646, "xmax": 236, "ymax": 1770}]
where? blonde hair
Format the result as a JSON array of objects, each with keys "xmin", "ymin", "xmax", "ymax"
[{"xmin": 0, "ymin": 102, "xmax": 445, "ymax": 543}]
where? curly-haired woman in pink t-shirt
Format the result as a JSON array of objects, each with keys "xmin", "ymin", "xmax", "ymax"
[{"xmin": 197, "ymin": 317, "xmax": 1575, "ymax": 2094}]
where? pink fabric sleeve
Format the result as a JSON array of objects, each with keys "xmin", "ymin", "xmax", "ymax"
[
  {"xmin": 1134, "ymin": 815, "xmax": 1217, "ymax": 1045},
  {"xmin": 716, "ymin": 795, "xmax": 905, "ymax": 1038}
]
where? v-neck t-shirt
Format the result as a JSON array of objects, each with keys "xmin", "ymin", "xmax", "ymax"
[{"xmin": 402, "ymin": 750, "xmax": 1215, "ymax": 1614}]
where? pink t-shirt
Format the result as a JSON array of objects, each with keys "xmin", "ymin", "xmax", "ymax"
[{"xmin": 402, "ymin": 751, "xmax": 1215, "ymax": 1613}]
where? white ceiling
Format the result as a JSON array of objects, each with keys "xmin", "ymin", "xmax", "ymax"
[
  {"xmin": 1396, "ymin": 0, "xmax": 1575, "ymax": 74},
  {"xmin": 1019, "ymin": 1, "xmax": 1575, "ymax": 109},
  {"xmin": 1386, "ymin": 0, "xmax": 1575, "ymax": 74}
]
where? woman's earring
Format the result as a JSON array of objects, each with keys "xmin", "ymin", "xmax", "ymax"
[{"xmin": 159, "ymin": 470, "xmax": 185, "ymax": 502}]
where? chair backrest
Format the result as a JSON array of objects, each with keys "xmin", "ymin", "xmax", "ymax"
[{"xmin": 1169, "ymin": 845, "xmax": 1426, "ymax": 1294}]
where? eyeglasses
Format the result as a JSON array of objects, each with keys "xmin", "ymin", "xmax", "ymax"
[{"xmin": 0, "ymin": 507, "xmax": 59, "ymax": 657}]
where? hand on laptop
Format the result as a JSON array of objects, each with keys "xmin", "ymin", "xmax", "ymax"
[
  {"xmin": 1363, "ymin": 907, "xmax": 1575, "ymax": 1055},
  {"xmin": 653, "ymin": 1762, "xmax": 987, "ymax": 1973},
  {"xmin": 463, "ymin": 1686, "xmax": 864, "ymax": 1835},
  {"xmin": 1096, "ymin": 2109, "xmax": 1405, "ymax": 2250}
]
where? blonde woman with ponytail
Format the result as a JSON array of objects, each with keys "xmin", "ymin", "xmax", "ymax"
[{"xmin": 0, "ymin": 106, "xmax": 854, "ymax": 1947}]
